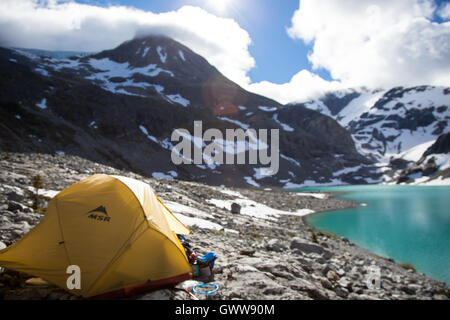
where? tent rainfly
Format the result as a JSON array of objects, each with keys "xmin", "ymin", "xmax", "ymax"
[{"xmin": 0, "ymin": 174, "xmax": 192, "ymax": 298}]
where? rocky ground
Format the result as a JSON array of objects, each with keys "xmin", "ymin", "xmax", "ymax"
[{"xmin": 0, "ymin": 151, "xmax": 449, "ymax": 300}]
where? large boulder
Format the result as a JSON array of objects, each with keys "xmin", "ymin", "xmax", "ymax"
[
  {"xmin": 266, "ymin": 238, "xmax": 287, "ymax": 252},
  {"xmin": 7, "ymin": 201, "xmax": 32, "ymax": 213},
  {"xmin": 231, "ymin": 203, "xmax": 241, "ymax": 214},
  {"xmin": 290, "ymin": 238, "xmax": 331, "ymax": 258},
  {"xmin": 7, "ymin": 190, "xmax": 25, "ymax": 202}
]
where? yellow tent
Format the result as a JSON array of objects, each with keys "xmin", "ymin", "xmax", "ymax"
[{"xmin": 0, "ymin": 174, "xmax": 192, "ymax": 298}]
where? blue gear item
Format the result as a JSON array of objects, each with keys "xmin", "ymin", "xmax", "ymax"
[{"xmin": 197, "ymin": 252, "xmax": 217, "ymax": 268}]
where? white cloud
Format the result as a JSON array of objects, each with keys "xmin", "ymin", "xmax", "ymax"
[
  {"xmin": 286, "ymin": 0, "xmax": 450, "ymax": 89},
  {"xmin": 0, "ymin": 0, "xmax": 254, "ymax": 85},
  {"xmin": 438, "ymin": 2, "xmax": 450, "ymax": 20},
  {"xmin": 246, "ymin": 70, "xmax": 344, "ymax": 104},
  {"xmin": 1, "ymin": 0, "xmax": 449, "ymax": 106}
]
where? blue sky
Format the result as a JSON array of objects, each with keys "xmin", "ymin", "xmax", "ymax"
[{"xmin": 0, "ymin": 0, "xmax": 449, "ymax": 103}]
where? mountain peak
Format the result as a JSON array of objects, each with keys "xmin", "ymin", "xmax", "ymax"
[{"xmin": 92, "ymin": 35, "xmax": 188, "ymax": 68}]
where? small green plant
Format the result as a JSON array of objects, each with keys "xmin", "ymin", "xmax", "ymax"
[
  {"xmin": 33, "ymin": 207, "xmax": 46, "ymax": 214},
  {"xmin": 31, "ymin": 175, "xmax": 43, "ymax": 210},
  {"xmin": 318, "ymin": 231, "xmax": 338, "ymax": 239},
  {"xmin": 311, "ymin": 230, "xmax": 318, "ymax": 243},
  {"xmin": 399, "ymin": 263, "xmax": 416, "ymax": 273},
  {"xmin": 287, "ymin": 232, "xmax": 296, "ymax": 238},
  {"xmin": 436, "ymin": 289, "xmax": 450, "ymax": 298}
]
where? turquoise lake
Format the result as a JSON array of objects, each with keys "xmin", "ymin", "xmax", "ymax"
[{"xmin": 296, "ymin": 185, "xmax": 450, "ymax": 285}]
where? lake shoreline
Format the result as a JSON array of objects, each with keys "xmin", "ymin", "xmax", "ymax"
[
  {"xmin": 297, "ymin": 185, "xmax": 450, "ymax": 286},
  {"xmin": 0, "ymin": 152, "xmax": 449, "ymax": 300}
]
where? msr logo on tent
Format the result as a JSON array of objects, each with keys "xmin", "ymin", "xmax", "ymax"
[{"xmin": 87, "ymin": 205, "xmax": 111, "ymax": 222}]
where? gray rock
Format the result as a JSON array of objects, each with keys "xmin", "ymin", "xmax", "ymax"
[
  {"xmin": 7, "ymin": 190, "xmax": 25, "ymax": 202},
  {"xmin": 334, "ymin": 286, "xmax": 349, "ymax": 298},
  {"xmin": 338, "ymin": 276, "xmax": 353, "ymax": 290},
  {"xmin": 400, "ymin": 285, "xmax": 416, "ymax": 295},
  {"xmin": 291, "ymin": 279, "xmax": 329, "ymax": 300},
  {"xmin": 327, "ymin": 270, "xmax": 340, "ymax": 282},
  {"xmin": 263, "ymin": 286, "xmax": 284, "ymax": 296},
  {"xmin": 336, "ymin": 269, "xmax": 346, "ymax": 277},
  {"xmin": 137, "ymin": 289, "xmax": 172, "ymax": 300},
  {"xmin": 291, "ymin": 238, "xmax": 332, "ymax": 259},
  {"xmin": 291, "ymin": 238, "xmax": 323, "ymax": 254},
  {"xmin": 231, "ymin": 202, "xmax": 241, "ymax": 214},
  {"xmin": 8, "ymin": 201, "xmax": 28, "ymax": 213},
  {"xmin": 320, "ymin": 278, "xmax": 333, "ymax": 290},
  {"xmin": 322, "ymin": 265, "xmax": 333, "ymax": 276},
  {"xmin": 266, "ymin": 238, "xmax": 286, "ymax": 252},
  {"xmin": 348, "ymin": 293, "xmax": 380, "ymax": 300}
]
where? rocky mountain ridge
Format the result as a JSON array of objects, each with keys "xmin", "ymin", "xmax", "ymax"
[
  {"xmin": 298, "ymin": 85, "xmax": 450, "ymax": 185},
  {"xmin": 0, "ymin": 35, "xmax": 373, "ymax": 188}
]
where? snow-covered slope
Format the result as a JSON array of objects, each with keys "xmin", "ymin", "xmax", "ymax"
[
  {"xmin": 302, "ymin": 86, "xmax": 449, "ymax": 162},
  {"xmin": 299, "ymin": 86, "xmax": 450, "ymax": 184}
]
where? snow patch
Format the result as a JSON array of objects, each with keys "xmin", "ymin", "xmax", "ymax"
[
  {"xmin": 258, "ymin": 106, "xmax": 277, "ymax": 112},
  {"xmin": 421, "ymin": 176, "xmax": 450, "ymax": 186},
  {"xmin": 157, "ymin": 46, "xmax": 167, "ymax": 63},
  {"xmin": 166, "ymin": 94, "xmax": 190, "ymax": 107},
  {"xmin": 139, "ymin": 125, "xmax": 159, "ymax": 144},
  {"xmin": 36, "ymin": 98, "xmax": 47, "ymax": 109},
  {"xmin": 218, "ymin": 117, "xmax": 250, "ymax": 130},
  {"xmin": 244, "ymin": 176, "xmax": 260, "ymax": 187},
  {"xmin": 333, "ymin": 165, "xmax": 363, "ymax": 177},
  {"xmin": 280, "ymin": 154, "xmax": 301, "ymax": 167},
  {"xmin": 207, "ymin": 197, "xmax": 314, "ymax": 221},
  {"xmin": 142, "ymin": 47, "xmax": 150, "ymax": 58},
  {"xmin": 26, "ymin": 186, "xmax": 59, "ymax": 198},
  {"xmin": 178, "ymin": 50, "xmax": 186, "ymax": 61},
  {"xmin": 284, "ymin": 179, "xmax": 347, "ymax": 189},
  {"xmin": 34, "ymin": 68, "xmax": 49, "ymax": 76},
  {"xmin": 272, "ymin": 113, "xmax": 294, "ymax": 132},
  {"xmin": 294, "ymin": 192, "xmax": 327, "ymax": 199},
  {"xmin": 253, "ymin": 167, "xmax": 275, "ymax": 180},
  {"xmin": 152, "ymin": 172, "xmax": 174, "ymax": 180},
  {"xmin": 398, "ymin": 140, "xmax": 435, "ymax": 162}
]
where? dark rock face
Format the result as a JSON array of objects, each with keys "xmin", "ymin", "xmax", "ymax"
[
  {"xmin": 320, "ymin": 91, "xmax": 361, "ymax": 116},
  {"xmin": 423, "ymin": 132, "xmax": 450, "ymax": 157},
  {"xmin": 422, "ymin": 159, "xmax": 438, "ymax": 176},
  {"xmin": 346, "ymin": 86, "xmax": 449, "ymax": 161},
  {"xmin": 303, "ymin": 86, "xmax": 449, "ymax": 169},
  {"xmin": 0, "ymin": 35, "xmax": 367, "ymax": 187},
  {"xmin": 394, "ymin": 132, "xmax": 450, "ymax": 184}
]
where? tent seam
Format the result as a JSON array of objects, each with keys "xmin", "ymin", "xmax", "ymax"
[
  {"xmin": 85, "ymin": 220, "xmax": 148, "ymax": 296},
  {"xmin": 87, "ymin": 227, "xmax": 190, "ymax": 297},
  {"xmin": 55, "ymin": 197, "xmax": 72, "ymax": 267},
  {"xmin": 154, "ymin": 193, "xmax": 192, "ymax": 234},
  {"xmin": 111, "ymin": 177, "xmax": 190, "ymax": 263}
]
